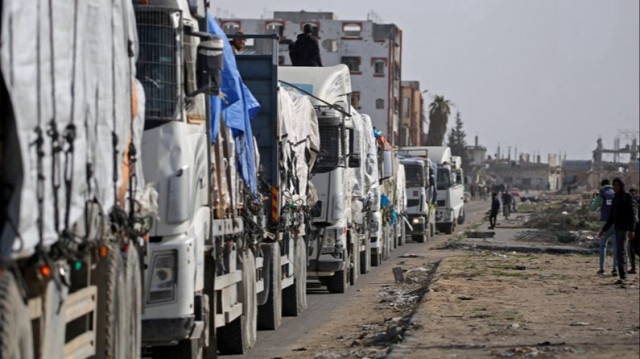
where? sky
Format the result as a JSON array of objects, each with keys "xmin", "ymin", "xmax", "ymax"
[{"xmin": 210, "ymin": 0, "xmax": 639, "ymax": 161}]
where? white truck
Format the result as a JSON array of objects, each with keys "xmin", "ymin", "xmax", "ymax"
[
  {"xmin": 1, "ymin": 0, "xmax": 154, "ymax": 357},
  {"xmin": 426, "ymin": 146, "xmax": 465, "ymax": 234},
  {"xmin": 279, "ymin": 65, "xmax": 363, "ymax": 293},
  {"xmin": 398, "ymin": 155, "xmax": 435, "ymax": 242}
]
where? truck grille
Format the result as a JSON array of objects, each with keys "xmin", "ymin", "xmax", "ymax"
[
  {"xmin": 316, "ymin": 126, "xmax": 341, "ymax": 168},
  {"xmin": 407, "ymin": 199, "xmax": 420, "ymax": 207},
  {"xmin": 437, "ymin": 200, "xmax": 446, "ymax": 207}
]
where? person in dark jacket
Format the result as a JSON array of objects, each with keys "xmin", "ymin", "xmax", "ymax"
[
  {"xmin": 489, "ymin": 192, "xmax": 500, "ymax": 229},
  {"xmin": 599, "ymin": 178, "xmax": 639, "ymax": 284},
  {"xmin": 290, "ymin": 24, "xmax": 323, "ymax": 67},
  {"xmin": 589, "ymin": 179, "xmax": 617, "ymax": 275}
]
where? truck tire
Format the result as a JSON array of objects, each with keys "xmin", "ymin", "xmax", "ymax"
[
  {"xmin": 444, "ymin": 223, "xmax": 454, "ymax": 234},
  {"xmin": 458, "ymin": 209, "xmax": 465, "ymax": 224},
  {"xmin": 360, "ymin": 236, "xmax": 371, "ymax": 274},
  {"xmin": 94, "ymin": 243, "xmax": 127, "ymax": 359},
  {"xmin": 0, "ymin": 271, "xmax": 34, "ymax": 359},
  {"xmin": 349, "ymin": 239, "xmax": 359, "ymax": 286},
  {"xmin": 125, "ymin": 245, "xmax": 142, "ymax": 357},
  {"xmin": 217, "ymin": 250, "xmax": 257, "ymax": 354},
  {"xmin": 282, "ymin": 236, "xmax": 307, "ymax": 316},
  {"xmin": 371, "ymin": 248, "xmax": 381, "ymax": 267},
  {"xmin": 327, "ymin": 252, "xmax": 349, "ymax": 294},
  {"xmin": 258, "ymin": 242, "xmax": 282, "ymax": 330},
  {"xmin": 430, "ymin": 223, "xmax": 436, "ymax": 238}
]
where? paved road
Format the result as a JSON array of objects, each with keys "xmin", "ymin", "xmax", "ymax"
[{"xmin": 220, "ymin": 199, "xmax": 490, "ymax": 359}]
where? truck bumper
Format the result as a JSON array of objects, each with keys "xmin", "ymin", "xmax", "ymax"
[
  {"xmin": 308, "ymin": 253, "xmax": 345, "ymax": 273},
  {"xmin": 142, "ymin": 316, "xmax": 194, "ymax": 345}
]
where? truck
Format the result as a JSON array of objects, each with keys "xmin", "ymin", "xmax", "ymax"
[
  {"xmin": 0, "ymin": 0, "xmax": 156, "ymax": 357},
  {"xmin": 371, "ymin": 131, "xmax": 398, "ymax": 264},
  {"xmin": 398, "ymin": 155, "xmax": 435, "ymax": 242},
  {"xmin": 279, "ymin": 64, "xmax": 363, "ymax": 293},
  {"xmin": 428, "ymin": 147, "xmax": 465, "ymax": 234},
  {"xmin": 138, "ymin": 11, "xmax": 318, "ymax": 357}
]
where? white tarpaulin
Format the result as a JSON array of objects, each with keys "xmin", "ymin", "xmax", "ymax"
[
  {"xmin": 362, "ymin": 114, "xmax": 379, "ymax": 195},
  {"xmin": 350, "ymin": 110, "xmax": 366, "ymax": 200},
  {"xmin": 0, "ymin": 0, "xmax": 137, "ymax": 257},
  {"xmin": 277, "ymin": 86, "xmax": 319, "ymax": 207}
]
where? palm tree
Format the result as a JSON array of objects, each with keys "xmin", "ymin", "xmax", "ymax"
[{"xmin": 425, "ymin": 95, "xmax": 452, "ymax": 146}]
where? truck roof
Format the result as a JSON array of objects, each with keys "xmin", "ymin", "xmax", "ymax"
[
  {"xmin": 279, "ymin": 65, "xmax": 352, "ymax": 109},
  {"xmin": 425, "ymin": 146, "xmax": 451, "ymax": 165}
]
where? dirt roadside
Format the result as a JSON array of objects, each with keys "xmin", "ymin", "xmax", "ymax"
[{"xmin": 269, "ymin": 196, "xmax": 639, "ymax": 359}]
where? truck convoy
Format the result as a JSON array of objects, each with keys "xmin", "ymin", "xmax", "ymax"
[{"xmin": 0, "ymin": 1, "xmax": 439, "ymax": 358}]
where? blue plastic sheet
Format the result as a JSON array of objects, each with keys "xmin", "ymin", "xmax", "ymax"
[{"xmin": 208, "ymin": 15, "xmax": 260, "ymax": 194}]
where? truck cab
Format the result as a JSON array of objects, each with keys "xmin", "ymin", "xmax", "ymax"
[
  {"xmin": 399, "ymin": 156, "xmax": 432, "ymax": 242},
  {"xmin": 429, "ymin": 147, "xmax": 465, "ymax": 234}
]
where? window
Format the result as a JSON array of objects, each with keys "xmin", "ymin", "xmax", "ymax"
[
  {"xmin": 372, "ymin": 58, "xmax": 386, "ymax": 75},
  {"xmin": 376, "ymin": 99, "xmax": 384, "ymax": 109},
  {"xmin": 321, "ymin": 39, "xmax": 338, "ymax": 53},
  {"xmin": 222, "ymin": 21, "xmax": 240, "ymax": 34},
  {"xmin": 341, "ymin": 56, "xmax": 361, "ymax": 73},
  {"xmin": 342, "ymin": 23, "xmax": 362, "ymax": 38},
  {"xmin": 266, "ymin": 21, "xmax": 284, "ymax": 37}
]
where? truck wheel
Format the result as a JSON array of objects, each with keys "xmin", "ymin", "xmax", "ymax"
[
  {"xmin": 458, "ymin": 209, "xmax": 465, "ymax": 224},
  {"xmin": 327, "ymin": 252, "xmax": 349, "ymax": 294},
  {"xmin": 258, "ymin": 242, "xmax": 282, "ymax": 330},
  {"xmin": 0, "ymin": 271, "xmax": 34, "ymax": 359},
  {"xmin": 217, "ymin": 250, "xmax": 257, "ymax": 354},
  {"xmin": 430, "ymin": 223, "xmax": 436, "ymax": 238},
  {"xmin": 125, "ymin": 245, "xmax": 142, "ymax": 357},
  {"xmin": 94, "ymin": 243, "xmax": 127, "ymax": 359},
  {"xmin": 349, "ymin": 239, "xmax": 359, "ymax": 286},
  {"xmin": 371, "ymin": 248, "xmax": 381, "ymax": 267},
  {"xmin": 283, "ymin": 236, "xmax": 307, "ymax": 316},
  {"xmin": 360, "ymin": 237, "xmax": 371, "ymax": 274},
  {"xmin": 444, "ymin": 223, "xmax": 454, "ymax": 235}
]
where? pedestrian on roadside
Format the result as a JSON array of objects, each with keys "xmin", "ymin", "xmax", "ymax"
[
  {"xmin": 589, "ymin": 179, "xmax": 618, "ymax": 276},
  {"xmin": 599, "ymin": 178, "xmax": 638, "ymax": 285},
  {"xmin": 489, "ymin": 192, "xmax": 500, "ymax": 229},
  {"xmin": 289, "ymin": 24, "xmax": 323, "ymax": 67},
  {"xmin": 501, "ymin": 190, "xmax": 512, "ymax": 219},
  {"xmin": 628, "ymin": 186, "xmax": 639, "ymax": 274}
]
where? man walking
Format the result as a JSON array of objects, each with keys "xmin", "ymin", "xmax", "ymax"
[
  {"xmin": 590, "ymin": 179, "xmax": 617, "ymax": 276},
  {"xmin": 489, "ymin": 192, "xmax": 500, "ymax": 229},
  {"xmin": 290, "ymin": 24, "xmax": 323, "ymax": 67},
  {"xmin": 599, "ymin": 178, "xmax": 638, "ymax": 285},
  {"xmin": 501, "ymin": 190, "xmax": 512, "ymax": 219}
]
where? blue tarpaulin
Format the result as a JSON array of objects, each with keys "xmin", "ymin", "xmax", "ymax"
[{"xmin": 208, "ymin": 15, "xmax": 260, "ymax": 194}]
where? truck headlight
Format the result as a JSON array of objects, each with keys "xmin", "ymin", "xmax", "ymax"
[
  {"xmin": 322, "ymin": 229, "xmax": 337, "ymax": 254},
  {"xmin": 412, "ymin": 218, "xmax": 420, "ymax": 224},
  {"xmin": 148, "ymin": 252, "xmax": 177, "ymax": 304}
]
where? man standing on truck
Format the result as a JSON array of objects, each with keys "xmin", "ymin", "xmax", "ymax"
[
  {"xmin": 290, "ymin": 24, "xmax": 323, "ymax": 67},
  {"xmin": 599, "ymin": 178, "xmax": 638, "ymax": 285}
]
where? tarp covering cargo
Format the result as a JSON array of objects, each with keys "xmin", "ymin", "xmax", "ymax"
[
  {"xmin": 207, "ymin": 15, "xmax": 260, "ymax": 195},
  {"xmin": 350, "ymin": 110, "xmax": 366, "ymax": 200},
  {"xmin": 0, "ymin": 0, "xmax": 137, "ymax": 257},
  {"xmin": 362, "ymin": 114, "xmax": 379, "ymax": 193},
  {"xmin": 278, "ymin": 87, "xmax": 319, "ymax": 206}
]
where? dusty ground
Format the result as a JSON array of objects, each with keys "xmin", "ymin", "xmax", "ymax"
[{"xmin": 260, "ymin": 194, "xmax": 640, "ymax": 359}]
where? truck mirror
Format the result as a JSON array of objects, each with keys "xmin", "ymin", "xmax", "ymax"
[
  {"xmin": 192, "ymin": 36, "xmax": 224, "ymax": 96},
  {"xmin": 429, "ymin": 174, "xmax": 435, "ymax": 187},
  {"xmin": 348, "ymin": 154, "xmax": 361, "ymax": 168},
  {"xmin": 456, "ymin": 173, "xmax": 462, "ymax": 184}
]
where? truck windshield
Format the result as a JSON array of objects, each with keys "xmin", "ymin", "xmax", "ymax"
[
  {"xmin": 135, "ymin": 8, "xmax": 180, "ymax": 122},
  {"xmin": 437, "ymin": 167, "xmax": 452, "ymax": 190},
  {"xmin": 314, "ymin": 125, "xmax": 342, "ymax": 173},
  {"xmin": 404, "ymin": 164, "xmax": 425, "ymax": 187}
]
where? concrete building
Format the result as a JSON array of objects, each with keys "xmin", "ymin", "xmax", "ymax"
[
  {"xmin": 399, "ymin": 81, "xmax": 425, "ymax": 147},
  {"xmin": 218, "ymin": 11, "xmax": 403, "ymax": 144}
]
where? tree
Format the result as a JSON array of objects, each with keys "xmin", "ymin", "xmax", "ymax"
[
  {"xmin": 425, "ymin": 95, "xmax": 451, "ymax": 146},
  {"xmin": 447, "ymin": 111, "xmax": 470, "ymax": 171}
]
